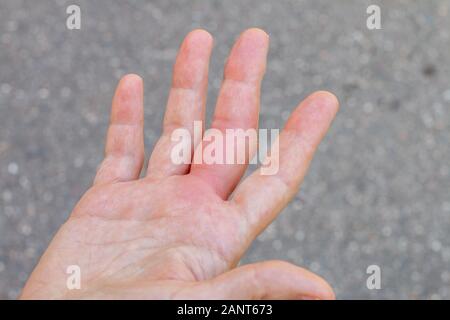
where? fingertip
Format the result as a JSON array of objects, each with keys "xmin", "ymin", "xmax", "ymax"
[
  {"xmin": 286, "ymin": 91, "xmax": 339, "ymax": 132},
  {"xmin": 315, "ymin": 277, "xmax": 336, "ymax": 300},
  {"xmin": 308, "ymin": 90, "xmax": 340, "ymax": 113},
  {"xmin": 117, "ymin": 74, "xmax": 144, "ymax": 97},
  {"xmin": 254, "ymin": 261, "xmax": 336, "ymax": 300},
  {"xmin": 238, "ymin": 28, "xmax": 270, "ymax": 52},
  {"xmin": 283, "ymin": 263, "xmax": 335, "ymax": 301},
  {"xmin": 113, "ymin": 74, "xmax": 144, "ymax": 123},
  {"xmin": 242, "ymin": 27, "xmax": 270, "ymax": 42},
  {"xmin": 121, "ymin": 73, "xmax": 143, "ymax": 85},
  {"xmin": 291, "ymin": 269, "xmax": 336, "ymax": 301},
  {"xmin": 224, "ymin": 28, "xmax": 270, "ymax": 82},
  {"xmin": 185, "ymin": 28, "xmax": 214, "ymax": 47}
]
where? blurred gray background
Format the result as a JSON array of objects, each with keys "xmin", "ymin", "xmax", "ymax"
[{"xmin": 1, "ymin": 0, "xmax": 450, "ymax": 299}]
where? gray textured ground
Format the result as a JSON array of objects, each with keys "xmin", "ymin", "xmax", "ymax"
[{"xmin": 1, "ymin": 0, "xmax": 450, "ymax": 299}]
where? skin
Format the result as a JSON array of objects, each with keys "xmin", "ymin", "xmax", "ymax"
[{"xmin": 20, "ymin": 28, "xmax": 339, "ymax": 300}]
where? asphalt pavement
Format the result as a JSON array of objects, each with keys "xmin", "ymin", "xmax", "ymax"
[{"xmin": 1, "ymin": 0, "xmax": 450, "ymax": 299}]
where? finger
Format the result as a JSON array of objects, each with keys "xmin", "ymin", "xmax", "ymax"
[
  {"xmin": 94, "ymin": 74, "xmax": 145, "ymax": 185},
  {"xmin": 147, "ymin": 29, "xmax": 213, "ymax": 179},
  {"xmin": 232, "ymin": 91, "xmax": 339, "ymax": 238},
  {"xmin": 190, "ymin": 28, "xmax": 269, "ymax": 199},
  {"xmin": 185, "ymin": 261, "xmax": 335, "ymax": 300}
]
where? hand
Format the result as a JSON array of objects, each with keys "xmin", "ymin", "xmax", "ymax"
[{"xmin": 21, "ymin": 28, "xmax": 339, "ymax": 300}]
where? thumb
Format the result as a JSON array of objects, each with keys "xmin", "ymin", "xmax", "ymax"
[{"xmin": 188, "ymin": 260, "xmax": 335, "ymax": 300}]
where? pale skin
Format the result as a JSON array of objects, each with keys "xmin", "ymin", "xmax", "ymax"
[{"xmin": 21, "ymin": 28, "xmax": 339, "ymax": 300}]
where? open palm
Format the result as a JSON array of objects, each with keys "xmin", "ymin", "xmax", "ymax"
[{"xmin": 21, "ymin": 28, "xmax": 339, "ymax": 300}]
